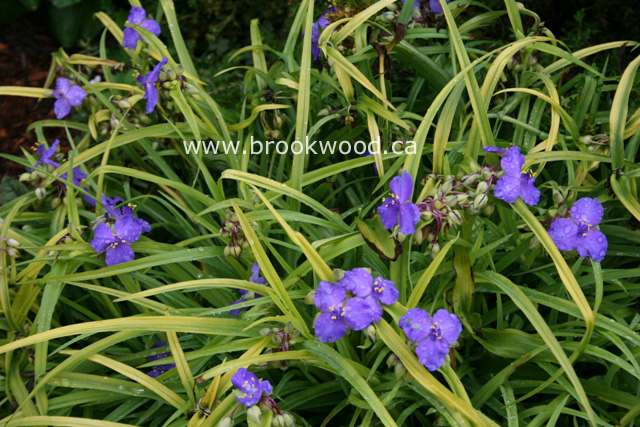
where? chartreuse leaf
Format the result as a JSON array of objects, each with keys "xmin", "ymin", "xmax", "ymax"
[
  {"xmin": 406, "ymin": 236, "xmax": 457, "ymax": 309},
  {"xmin": 610, "ymin": 53, "xmax": 640, "ymax": 169},
  {"xmin": 477, "ymin": 271, "xmax": 596, "ymax": 426},
  {"xmin": 3, "ymin": 417, "xmax": 139, "ymax": 427},
  {"xmin": 303, "ymin": 340, "xmax": 398, "ymax": 427},
  {"xmin": 0, "ymin": 317, "xmax": 254, "ymax": 355},
  {"xmin": 231, "ymin": 200, "xmax": 311, "ymax": 338},
  {"xmin": 160, "ymin": 0, "xmax": 198, "ymax": 78},
  {"xmin": 63, "ymin": 351, "xmax": 186, "ymax": 408},
  {"xmin": 248, "ymin": 185, "xmax": 334, "ymax": 281},
  {"xmin": 376, "ymin": 320, "xmax": 499, "ymax": 427}
]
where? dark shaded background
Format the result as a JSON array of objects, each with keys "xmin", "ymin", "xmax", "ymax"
[{"xmin": 2, "ymin": 0, "xmax": 639, "ymax": 178}]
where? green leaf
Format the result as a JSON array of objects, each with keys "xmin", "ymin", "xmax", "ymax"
[
  {"xmin": 0, "ymin": 176, "xmax": 29, "ymax": 206},
  {"xmin": 356, "ymin": 217, "xmax": 402, "ymax": 261}
]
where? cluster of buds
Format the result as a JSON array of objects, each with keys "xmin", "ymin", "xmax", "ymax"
[
  {"xmin": 260, "ymin": 322, "xmax": 300, "ymax": 355},
  {"xmin": 261, "ymin": 110, "xmax": 284, "ymax": 140},
  {"xmin": 0, "ymin": 236, "xmax": 21, "ymax": 258},
  {"xmin": 219, "ymin": 399, "xmax": 296, "ymax": 427},
  {"xmin": 415, "ymin": 164, "xmax": 499, "ymax": 256},
  {"xmin": 386, "ymin": 354, "xmax": 408, "ymax": 380},
  {"xmin": 220, "ymin": 210, "xmax": 258, "ymax": 258}
]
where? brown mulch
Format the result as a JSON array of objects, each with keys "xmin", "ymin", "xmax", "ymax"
[{"xmin": 0, "ymin": 17, "xmax": 65, "ymax": 179}]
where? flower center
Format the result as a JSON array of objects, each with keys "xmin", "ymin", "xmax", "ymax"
[
  {"xmin": 373, "ymin": 279, "xmax": 384, "ymax": 294},
  {"xmin": 430, "ymin": 322, "xmax": 443, "ymax": 340}
]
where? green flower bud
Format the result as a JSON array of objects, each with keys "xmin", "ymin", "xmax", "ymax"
[
  {"xmin": 558, "ymin": 204, "xmax": 568, "ymax": 217},
  {"xmin": 247, "ymin": 405, "xmax": 262, "ymax": 426},
  {"xmin": 413, "ymin": 227, "xmax": 424, "ymax": 245},
  {"xmin": 429, "ymin": 241, "xmax": 440, "ymax": 257},
  {"xmin": 441, "ymin": 177, "xmax": 454, "ymax": 195},
  {"xmin": 271, "ymin": 130, "xmax": 282, "ymax": 140},
  {"xmin": 274, "ymin": 113, "xmax": 284, "ymax": 130},
  {"xmin": 481, "ymin": 203, "xmax": 495, "ymax": 217},
  {"xmin": 443, "ymin": 195, "xmax": 459, "ymax": 206},
  {"xmin": 272, "ymin": 333, "xmax": 283, "ymax": 345},
  {"xmin": 386, "ymin": 3, "xmax": 397, "ymax": 11},
  {"xmin": 304, "ymin": 290, "xmax": 315, "ymax": 305},
  {"xmin": 364, "ymin": 324, "xmax": 376, "ymax": 343},
  {"xmin": 35, "ymin": 188, "xmax": 46, "ymax": 200},
  {"xmin": 447, "ymin": 210, "xmax": 463, "ymax": 227},
  {"xmin": 380, "ymin": 11, "xmax": 396, "ymax": 22},
  {"xmin": 579, "ymin": 135, "xmax": 593, "ymax": 145},
  {"xmin": 19, "ymin": 173, "xmax": 31, "ymax": 182},
  {"xmin": 412, "ymin": 8, "xmax": 421, "ymax": 20},
  {"xmin": 333, "ymin": 268, "xmax": 345, "ymax": 282},
  {"xmin": 434, "ymin": 200, "xmax": 444, "ymax": 210},
  {"xmin": 473, "ymin": 194, "xmax": 488, "ymax": 211},
  {"xmin": 6, "ymin": 238, "xmax": 20, "ymax": 248},
  {"xmin": 282, "ymin": 413, "xmax": 296, "ymax": 427},
  {"xmin": 420, "ymin": 211, "xmax": 433, "ymax": 222},
  {"xmin": 394, "ymin": 362, "xmax": 407, "ymax": 379},
  {"xmin": 386, "ymin": 354, "xmax": 399, "ymax": 368},
  {"xmin": 284, "ymin": 322, "xmax": 295, "ymax": 335},
  {"xmin": 476, "ymin": 181, "xmax": 489, "ymax": 194},
  {"xmin": 552, "ymin": 189, "xmax": 564, "ymax": 205},
  {"xmin": 259, "ymin": 328, "xmax": 273, "ymax": 336},
  {"xmin": 21, "ymin": 225, "xmax": 32, "ymax": 232},
  {"xmin": 318, "ymin": 108, "xmax": 330, "ymax": 117},
  {"xmin": 51, "ymin": 197, "xmax": 62, "ymax": 209},
  {"xmin": 217, "ymin": 416, "xmax": 233, "ymax": 427},
  {"xmin": 223, "ymin": 246, "xmax": 232, "ymax": 257},
  {"xmin": 273, "ymin": 415, "xmax": 285, "ymax": 427}
]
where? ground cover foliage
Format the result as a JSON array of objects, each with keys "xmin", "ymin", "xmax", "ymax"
[{"xmin": 1, "ymin": 0, "xmax": 640, "ymax": 426}]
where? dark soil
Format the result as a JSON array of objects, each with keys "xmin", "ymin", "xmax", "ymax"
[{"xmin": 0, "ymin": 16, "xmax": 65, "ymax": 179}]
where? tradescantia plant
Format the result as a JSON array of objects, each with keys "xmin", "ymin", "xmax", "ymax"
[{"xmin": 1, "ymin": 0, "xmax": 640, "ymax": 426}]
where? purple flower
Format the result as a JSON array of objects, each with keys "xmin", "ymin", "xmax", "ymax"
[
  {"xmin": 310, "ymin": 7, "xmax": 337, "ymax": 60},
  {"xmin": 147, "ymin": 341, "xmax": 175, "ymax": 378},
  {"xmin": 53, "ymin": 78, "xmax": 87, "ymax": 120},
  {"xmin": 493, "ymin": 146, "xmax": 540, "ymax": 206},
  {"xmin": 137, "ymin": 57, "xmax": 168, "ymax": 114},
  {"xmin": 377, "ymin": 170, "xmax": 421, "ymax": 235},
  {"xmin": 548, "ymin": 197, "xmax": 608, "ymax": 262},
  {"xmin": 102, "ymin": 195, "xmax": 125, "ymax": 219},
  {"xmin": 313, "ymin": 269, "xmax": 397, "ymax": 342},
  {"xmin": 60, "ymin": 167, "xmax": 87, "ymax": 187},
  {"xmin": 230, "ymin": 263, "xmax": 266, "ymax": 316},
  {"xmin": 398, "ymin": 308, "xmax": 431, "ymax": 341},
  {"xmin": 29, "ymin": 139, "xmax": 60, "ymax": 172},
  {"xmin": 429, "ymin": 0, "xmax": 450, "ymax": 14},
  {"xmin": 60, "ymin": 167, "xmax": 95, "ymax": 205},
  {"xmin": 483, "ymin": 146, "xmax": 507, "ymax": 154},
  {"xmin": 231, "ymin": 368, "xmax": 272, "ymax": 407},
  {"xmin": 90, "ymin": 214, "xmax": 150, "ymax": 266},
  {"xmin": 339, "ymin": 268, "xmax": 399, "ymax": 305},
  {"xmin": 123, "ymin": 6, "xmax": 161, "ymax": 49},
  {"xmin": 399, "ymin": 308, "xmax": 461, "ymax": 371}
]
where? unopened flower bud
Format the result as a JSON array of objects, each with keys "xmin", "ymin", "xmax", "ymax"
[
  {"xmin": 6, "ymin": 239, "xmax": 20, "ymax": 248},
  {"xmin": 380, "ymin": 11, "xmax": 396, "ymax": 22},
  {"xmin": 284, "ymin": 322, "xmax": 295, "ymax": 335},
  {"xmin": 304, "ymin": 291, "xmax": 315, "ymax": 305},
  {"xmin": 19, "ymin": 173, "xmax": 31, "ymax": 182},
  {"xmin": 413, "ymin": 227, "xmax": 424, "ymax": 245},
  {"xmin": 434, "ymin": 200, "xmax": 444, "ymax": 210},
  {"xmin": 333, "ymin": 268, "xmax": 345, "ymax": 282},
  {"xmin": 473, "ymin": 194, "xmax": 488, "ymax": 211},
  {"xmin": 217, "ymin": 416, "xmax": 233, "ymax": 427},
  {"xmin": 272, "ymin": 333, "xmax": 283, "ymax": 345},
  {"xmin": 552, "ymin": 189, "xmax": 564, "ymax": 205},
  {"xmin": 441, "ymin": 176, "xmax": 454, "ymax": 195},
  {"xmin": 386, "ymin": 354, "xmax": 399, "ymax": 368},
  {"xmin": 7, "ymin": 248, "xmax": 19, "ymax": 258},
  {"xmin": 318, "ymin": 108, "xmax": 330, "ymax": 117},
  {"xmin": 21, "ymin": 225, "xmax": 32, "ymax": 232},
  {"xmin": 35, "ymin": 188, "xmax": 46, "ymax": 200},
  {"xmin": 528, "ymin": 56, "xmax": 538, "ymax": 67},
  {"xmin": 579, "ymin": 136, "xmax": 593, "ymax": 145},
  {"xmin": 364, "ymin": 324, "xmax": 376, "ymax": 343},
  {"xmin": 420, "ymin": 211, "xmax": 433, "ymax": 222},
  {"xmin": 282, "ymin": 413, "xmax": 296, "ymax": 427},
  {"xmin": 429, "ymin": 241, "xmax": 440, "ymax": 257},
  {"xmin": 447, "ymin": 210, "xmax": 463, "ymax": 227},
  {"xmin": 443, "ymin": 195, "xmax": 459, "ymax": 206},
  {"xmin": 247, "ymin": 405, "xmax": 262, "ymax": 426},
  {"xmin": 476, "ymin": 181, "xmax": 489, "ymax": 194},
  {"xmin": 271, "ymin": 130, "xmax": 282, "ymax": 140},
  {"xmin": 482, "ymin": 203, "xmax": 495, "ymax": 217},
  {"xmin": 386, "ymin": 3, "xmax": 397, "ymax": 11},
  {"xmin": 259, "ymin": 328, "xmax": 273, "ymax": 336},
  {"xmin": 558, "ymin": 204, "xmax": 568, "ymax": 217},
  {"xmin": 51, "ymin": 197, "xmax": 62, "ymax": 209},
  {"xmin": 394, "ymin": 362, "xmax": 407, "ymax": 379},
  {"xmin": 529, "ymin": 236, "xmax": 541, "ymax": 251},
  {"xmin": 274, "ymin": 113, "xmax": 284, "ymax": 130},
  {"xmin": 273, "ymin": 415, "xmax": 286, "ymax": 427},
  {"xmin": 412, "ymin": 8, "xmax": 421, "ymax": 20}
]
